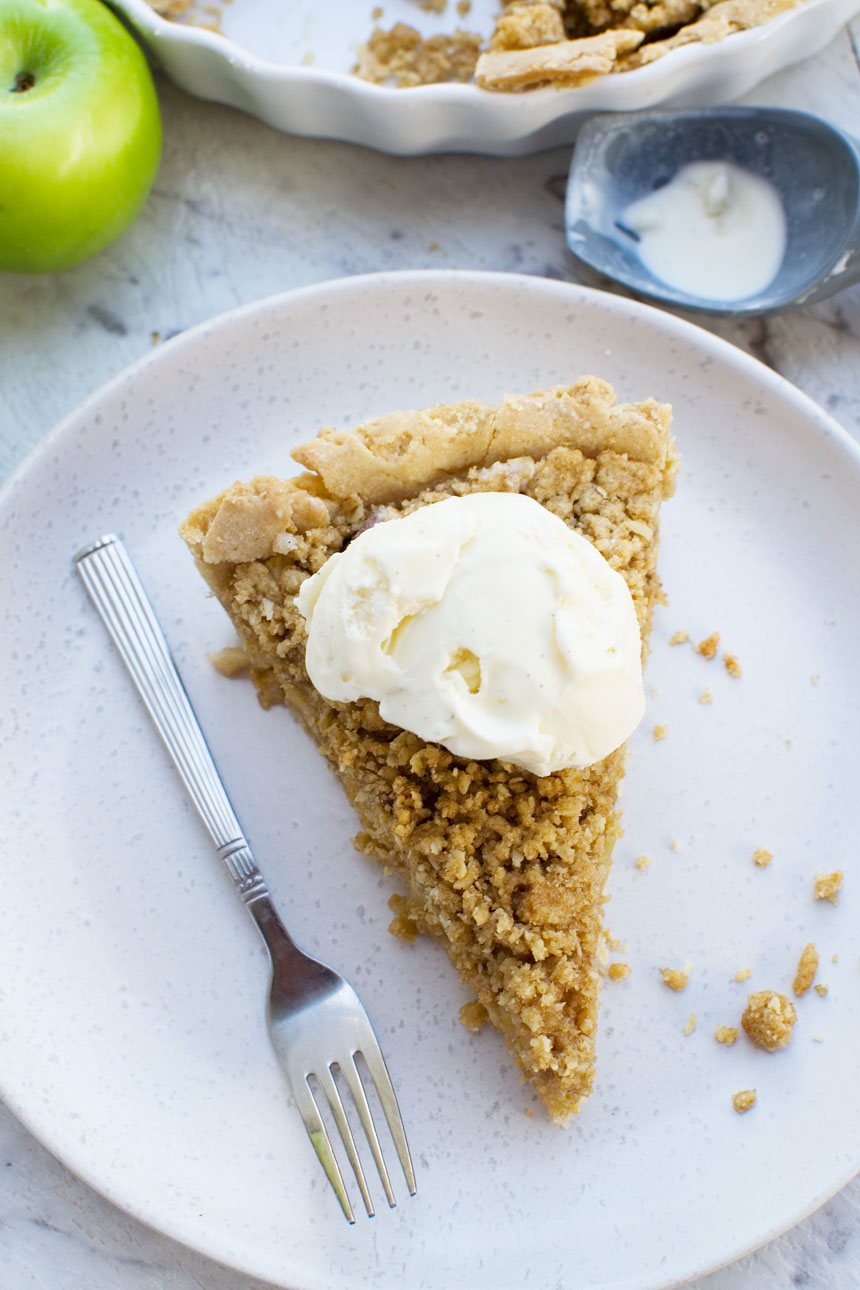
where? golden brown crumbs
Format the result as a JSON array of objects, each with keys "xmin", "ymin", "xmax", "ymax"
[
  {"xmin": 696, "ymin": 631, "xmax": 720, "ymax": 659},
  {"xmin": 387, "ymin": 892, "xmax": 419, "ymax": 942},
  {"xmin": 670, "ymin": 838, "xmax": 681, "ymax": 852},
  {"xmin": 653, "ymin": 724, "xmax": 668, "ymax": 740},
  {"xmin": 635, "ymin": 854, "xmax": 651, "ymax": 871},
  {"xmin": 354, "ymin": 23, "xmax": 482, "ymax": 86},
  {"xmin": 460, "ymin": 999, "xmax": 489, "ymax": 1030},
  {"xmin": 457, "ymin": 0, "xmax": 472, "ymax": 12},
  {"xmin": 715, "ymin": 1025, "xmax": 738, "ymax": 1046},
  {"xmin": 698, "ymin": 687, "xmax": 713, "ymax": 704},
  {"xmin": 608, "ymin": 962, "xmax": 630, "ymax": 980},
  {"xmin": 732, "ymin": 1089, "xmax": 756, "ymax": 1113},
  {"xmin": 752, "ymin": 847, "xmax": 773, "ymax": 868},
  {"xmin": 207, "ymin": 644, "xmax": 250, "ymax": 677},
  {"xmin": 723, "ymin": 652, "xmax": 742, "ymax": 678},
  {"xmin": 814, "ymin": 871, "xmax": 843, "ymax": 904},
  {"xmin": 421, "ymin": 0, "xmax": 447, "ymax": 11},
  {"xmin": 372, "ymin": 6, "xmax": 383, "ymax": 16},
  {"xmin": 741, "ymin": 990, "xmax": 796, "ymax": 1051},
  {"xmin": 792, "ymin": 942, "xmax": 818, "ymax": 996},
  {"xmin": 669, "ymin": 630, "xmax": 689, "ymax": 645},
  {"xmin": 814, "ymin": 983, "xmax": 828, "ymax": 997},
  {"xmin": 683, "ymin": 1012, "xmax": 697, "ymax": 1035},
  {"xmin": 734, "ymin": 968, "xmax": 752, "ymax": 982},
  {"xmin": 660, "ymin": 963, "xmax": 691, "ymax": 991},
  {"xmin": 151, "ymin": 330, "xmax": 161, "ymax": 345}
]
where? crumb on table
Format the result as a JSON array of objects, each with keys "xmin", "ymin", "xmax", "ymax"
[
  {"xmin": 669, "ymin": 630, "xmax": 689, "ymax": 645},
  {"xmin": 732, "ymin": 1089, "xmax": 756, "ymax": 1113},
  {"xmin": 814, "ymin": 983, "xmax": 828, "ymax": 997},
  {"xmin": 793, "ymin": 942, "xmax": 818, "ymax": 996},
  {"xmin": 734, "ymin": 967, "xmax": 752, "ymax": 982},
  {"xmin": 753, "ymin": 847, "xmax": 773, "ymax": 868},
  {"xmin": 635, "ymin": 854, "xmax": 651, "ymax": 871},
  {"xmin": 653, "ymin": 724, "xmax": 668, "ymax": 740},
  {"xmin": 683, "ymin": 1012, "xmax": 697, "ymax": 1035},
  {"xmin": 814, "ymin": 870, "xmax": 843, "ymax": 904},
  {"xmin": 608, "ymin": 962, "xmax": 630, "ymax": 980},
  {"xmin": 741, "ymin": 990, "xmax": 796, "ymax": 1051},
  {"xmin": 715, "ymin": 1025, "xmax": 738, "ymax": 1046},
  {"xmin": 698, "ymin": 687, "xmax": 713, "ymax": 705},
  {"xmin": 660, "ymin": 963, "xmax": 691, "ymax": 991}
]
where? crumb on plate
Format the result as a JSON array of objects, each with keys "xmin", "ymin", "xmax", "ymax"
[
  {"xmin": 741, "ymin": 990, "xmax": 796, "ymax": 1051},
  {"xmin": 792, "ymin": 942, "xmax": 818, "ymax": 996},
  {"xmin": 660, "ymin": 963, "xmax": 691, "ymax": 991},
  {"xmin": 696, "ymin": 631, "xmax": 720, "ymax": 659},
  {"xmin": 814, "ymin": 870, "xmax": 843, "ymax": 904},
  {"xmin": 723, "ymin": 652, "xmax": 742, "ymax": 677}
]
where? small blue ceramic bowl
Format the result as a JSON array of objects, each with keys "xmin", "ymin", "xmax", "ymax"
[{"xmin": 565, "ymin": 106, "xmax": 860, "ymax": 315}]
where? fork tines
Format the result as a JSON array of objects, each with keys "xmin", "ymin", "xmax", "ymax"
[{"xmin": 297, "ymin": 1050, "xmax": 416, "ymax": 1222}]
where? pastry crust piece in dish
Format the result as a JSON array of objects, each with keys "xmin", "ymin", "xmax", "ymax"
[{"xmin": 180, "ymin": 376, "xmax": 678, "ymax": 1123}]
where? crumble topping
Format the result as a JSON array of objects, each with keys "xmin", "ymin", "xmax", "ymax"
[
  {"xmin": 741, "ymin": 990, "xmax": 796, "ymax": 1050},
  {"xmin": 181, "ymin": 378, "xmax": 676, "ymax": 1125},
  {"xmin": 683, "ymin": 1012, "xmax": 697, "ymax": 1035},
  {"xmin": 653, "ymin": 724, "xmax": 668, "ymax": 740},
  {"xmin": 753, "ymin": 847, "xmax": 773, "ymax": 868},
  {"xmin": 715, "ymin": 1025, "xmax": 738, "ymax": 1046},
  {"xmin": 732, "ymin": 1089, "xmax": 756, "ymax": 1113}
]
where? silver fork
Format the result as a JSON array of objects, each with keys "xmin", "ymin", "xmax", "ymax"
[{"xmin": 75, "ymin": 534, "xmax": 416, "ymax": 1223}]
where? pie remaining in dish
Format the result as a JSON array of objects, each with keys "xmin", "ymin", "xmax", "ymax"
[
  {"xmin": 180, "ymin": 376, "xmax": 677, "ymax": 1123},
  {"xmin": 147, "ymin": 0, "xmax": 804, "ymax": 90}
]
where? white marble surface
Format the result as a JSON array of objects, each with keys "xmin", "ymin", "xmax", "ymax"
[{"xmin": 2, "ymin": 24, "xmax": 860, "ymax": 1289}]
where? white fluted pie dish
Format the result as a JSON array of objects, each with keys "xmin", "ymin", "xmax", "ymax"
[{"xmin": 107, "ymin": 0, "xmax": 860, "ymax": 154}]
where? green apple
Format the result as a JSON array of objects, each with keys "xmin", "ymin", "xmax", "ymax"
[{"xmin": 0, "ymin": 0, "xmax": 162, "ymax": 273}]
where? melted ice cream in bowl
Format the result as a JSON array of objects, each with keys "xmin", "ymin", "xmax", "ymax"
[{"xmin": 565, "ymin": 106, "xmax": 860, "ymax": 314}]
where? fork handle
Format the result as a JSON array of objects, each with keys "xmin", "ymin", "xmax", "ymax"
[{"xmin": 75, "ymin": 534, "xmax": 269, "ymax": 907}]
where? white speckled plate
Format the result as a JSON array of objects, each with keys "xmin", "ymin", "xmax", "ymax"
[
  {"xmin": 110, "ymin": 0, "xmax": 860, "ymax": 154},
  {"xmin": 1, "ymin": 271, "xmax": 859, "ymax": 1290}
]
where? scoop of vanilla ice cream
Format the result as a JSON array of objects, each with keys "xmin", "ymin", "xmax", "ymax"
[{"xmin": 296, "ymin": 491, "xmax": 644, "ymax": 776}]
